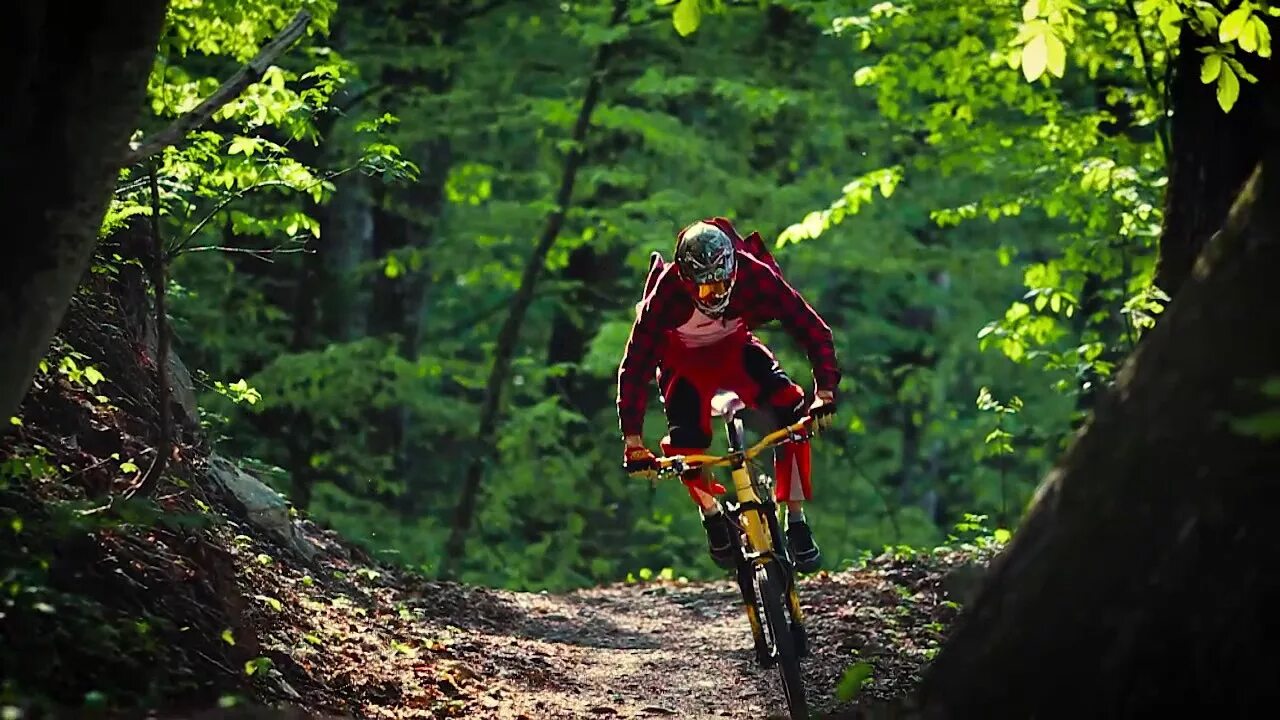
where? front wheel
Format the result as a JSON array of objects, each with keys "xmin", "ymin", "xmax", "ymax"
[{"xmin": 755, "ymin": 561, "xmax": 808, "ymax": 719}]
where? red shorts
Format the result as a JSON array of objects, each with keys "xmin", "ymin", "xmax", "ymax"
[{"xmin": 657, "ymin": 332, "xmax": 812, "ymax": 504}]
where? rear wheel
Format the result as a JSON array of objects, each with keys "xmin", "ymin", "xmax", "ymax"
[{"xmin": 755, "ymin": 561, "xmax": 808, "ymax": 719}]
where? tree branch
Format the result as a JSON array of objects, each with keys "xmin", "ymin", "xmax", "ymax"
[
  {"xmin": 123, "ymin": 10, "xmax": 313, "ymax": 166},
  {"xmin": 171, "ymin": 166, "xmax": 355, "ymax": 257},
  {"xmin": 1124, "ymin": 0, "xmax": 1170, "ymax": 163},
  {"xmin": 124, "ymin": 162, "xmax": 171, "ymax": 501},
  {"xmin": 335, "ymin": 82, "xmax": 386, "ymax": 116},
  {"xmin": 457, "ymin": 0, "xmax": 512, "ymax": 21},
  {"xmin": 440, "ymin": 0, "xmax": 630, "ymax": 578},
  {"xmin": 180, "ymin": 243, "xmax": 309, "ymax": 262}
]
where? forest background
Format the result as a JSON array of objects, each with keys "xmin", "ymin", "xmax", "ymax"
[{"xmin": 20, "ymin": 0, "xmax": 1220, "ymax": 592}]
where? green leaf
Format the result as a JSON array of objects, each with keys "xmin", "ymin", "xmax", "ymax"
[
  {"xmin": 1021, "ymin": 32, "xmax": 1048, "ymax": 82},
  {"xmin": 1201, "ymin": 54, "xmax": 1222, "ymax": 83},
  {"xmin": 1045, "ymin": 31, "xmax": 1066, "ymax": 78},
  {"xmin": 1229, "ymin": 409, "xmax": 1280, "ymax": 439},
  {"xmin": 243, "ymin": 657, "xmax": 273, "ymax": 676},
  {"xmin": 228, "ymin": 136, "xmax": 261, "ymax": 156},
  {"xmin": 221, "ymin": 629, "xmax": 236, "ymax": 645},
  {"xmin": 83, "ymin": 365, "xmax": 104, "ymax": 385},
  {"xmin": 1217, "ymin": 63, "xmax": 1240, "ymax": 112},
  {"xmin": 1240, "ymin": 14, "xmax": 1259, "ymax": 52},
  {"xmin": 1158, "ymin": 2, "xmax": 1184, "ymax": 44},
  {"xmin": 1022, "ymin": 0, "xmax": 1040, "ymax": 21},
  {"xmin": 993, "ymin": 528, "xmax": 1012, "ymax": 543},
  {"xmin": 8, "ymin": 416, "xmax": 20, "ymax": 427},
  {"xmin": 119, "ymin": 461, "xmax": 139, "ymax": 473},
  {"xmin": 673, "ymin": 0, "xmax": 701, "ymax": 37},
  {"xmin": 1219, "ymin": 6, "xmax": 1251, "ymax": 43},
  {"xmin": 384, "ymin": 255, "xmax": 403, "ymax": 279},
  {"xmin": 1255, "ymin": 17, "xmax": 1272, "ymax": 57},
  {"xmin": 836, "ymin": 662, "xmax": 874, "ymax": 702}
]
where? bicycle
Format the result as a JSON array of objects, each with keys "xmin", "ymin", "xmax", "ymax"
[{"xmin": 633, "ymin": 389, "xmax": 815, "ymax": 720}]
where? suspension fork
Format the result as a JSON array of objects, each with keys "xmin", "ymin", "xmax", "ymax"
[
  {"xmin": 734, "ymin": 544, "xmax": 765, "ymax": 648},
  {"xmin": 724, "ymin": 412, "xmax": 772, "ymax": 556}
]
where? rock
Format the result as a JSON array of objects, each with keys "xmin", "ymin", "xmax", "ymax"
[
  {"xmin": 206, "ymin": 454, "xmax": 318, "ymax": 560},
  {"xmin": 142, "ymin": 318, "xmax": 201, "ymax": 432},
  {"xmin": 268, "ymin": 668, "xmax": 302, "ymax": 700},
  {"xmin": 166, "ymin": 350, "xmax": 201, "ymax": 431}
]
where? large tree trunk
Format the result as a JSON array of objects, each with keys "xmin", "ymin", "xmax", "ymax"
[
  {"xmin": 917, "ymin": 33, "xmax": 1280, "ymax": 718},
  {"xmin": 0, "ymin": 1, "xmax": 171, "ymax": 426},
  {"xmin": 1154, "ymin": 14, "xmax": 1275, "ymax": 297}
]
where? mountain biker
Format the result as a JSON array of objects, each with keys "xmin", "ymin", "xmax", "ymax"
[{"xmin": 617, "ymin": 216, "xmax": 839, "ymax": 574}]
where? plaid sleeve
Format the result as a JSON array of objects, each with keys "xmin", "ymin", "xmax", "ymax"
[
  {"xmin": 616, "ymin": 269, "xmax": 679, "ymax": 438},
  {"xmin": 746, "ymin": 256, "xmax": 841, "ymax": 392}
]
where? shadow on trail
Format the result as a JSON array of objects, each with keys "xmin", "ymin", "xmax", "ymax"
[
  {"xmin": 516, "ymin": 607, "xmax": 664, "ymax": 650},
  {"xmin": 502, "ymin": 579, "xmax": 750, "ymax": 651}
]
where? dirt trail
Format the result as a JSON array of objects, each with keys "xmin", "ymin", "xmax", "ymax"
[
  {"xmin": 1, "ymin": 283, "xmax": 993, "ymax": 720},
  {"xmin": 453, "ymin": 579, "xmax": 788, "ymax": 719},
  {"xmin": 362, "ymin": 546, "xmax": 995, "ymax": 720}
]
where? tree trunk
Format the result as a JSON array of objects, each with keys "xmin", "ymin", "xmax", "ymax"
[
  {"xmin": 544, "ymin": 242, "xmax": 626, "ymax": 413},
  {"xmin": 0, "ymin": 0, "xmax": 171, "ymax": 426},
  {"xmin": 321, "ymin": 174, "xmax": 374, "ymax": 341},
  {"xmin": 367, "ymin": 136, "xmax": 450, "ymax": 357},
  {"xmin": 1153, "ymin": 14, "xmax": 1275, "ymax": 298},
  {"xmin": 440, "ymin": 0, "xmax": 629, "ymax": 578},
  {"xmin": 283, "ymin": 231, "xmax": 324, "ymax": 511},
  {"xmin": 366, "ymin": 135, "xmax": 451, "ymax": 492},
  {"xmin": 918, "ymin": 40, "xmax": 1280, "ymax": 718}
]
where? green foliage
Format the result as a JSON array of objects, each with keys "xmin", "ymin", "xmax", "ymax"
[
  {"xmin": 0, "ymin": 445, "xmax": 217, "ymax": 713},
  {"xmin": 835, "ymin": 661, "xmax": 874, "ymax": 702},
  {"xmin": 90, "ymin": 0, "xmax": 1220, "ymax": 592}
]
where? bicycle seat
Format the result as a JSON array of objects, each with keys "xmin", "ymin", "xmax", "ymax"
[{"xmin": 711, "ymin": 390, "xmax": 747, "ymax": 419}]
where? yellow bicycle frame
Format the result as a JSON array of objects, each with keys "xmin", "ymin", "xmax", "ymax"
[
  {"xmin": 640, "ymin": 417, "xmax": 814, "ymax": 665},
  {"xmin": 649, "ymin": 418, "xmax": 810, "ymax": 559}
]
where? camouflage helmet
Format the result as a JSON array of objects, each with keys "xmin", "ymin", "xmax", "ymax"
[{"xmin": 675, "ymin": 220, "xmax": 737, "ymax": 316}]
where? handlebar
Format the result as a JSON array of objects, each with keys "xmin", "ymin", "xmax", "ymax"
[{"xmin": 636, "ymin": 416, "xmax": 815, "ymax": 480}]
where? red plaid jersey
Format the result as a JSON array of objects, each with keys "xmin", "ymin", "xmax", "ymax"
[{"xmin": 616, "ymin": 247, "xmax": 840, "ymax": 437}]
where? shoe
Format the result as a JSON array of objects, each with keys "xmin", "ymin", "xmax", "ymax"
[
  {"xmin": 786, "ymin": 519, "xmax": 822, "ymax": 574},
  {"xmin": 703, "ymin": 512, "xmax": 737, "ymax": 569}
]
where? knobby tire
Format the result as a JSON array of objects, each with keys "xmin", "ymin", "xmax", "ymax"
[{"xmin": 756, "ymin": 561, "xmax": 808, "ymax": 719}]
